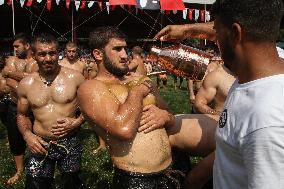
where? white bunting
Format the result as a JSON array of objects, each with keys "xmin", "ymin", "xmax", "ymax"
[
  {"xmin": 75, "ymin": 0, "xmax": 80, "ymax": 11},
  {"xmin": 194, "ymin": 9, "xmax": 199, "ymax": 21},
  {"xmin": 173, "ymin": 10, "xmax": 177, "ymax": 14},
  {"xmin": 37, "ymin": 0, "xmax": 42, "ymax": 3},
  {"xmin": 140, "ymin": 0, "xmax": 147, "ymax": 8},
  {"xmin": 88, "ymin": 1, "xmax": 94, "ymax": 8},
  {"xmin": 106, "ymin": 2, "xmax": 110, "ymax": 14},
  {"xmin": 0, "ymin": 0, "xmax": 4, "ymax": 5},
  {"xmin": 183, "ymin": 8, "xmax": 188, "ymax": 19},
  {"xmin": 205, "ymin": 11, "xmax": 211, "ymax": 22},
  {"xmin": 20, "ymin": 0, "xmax": 25, "ymax": 7},
  {"xmin": 56, "ymin": 0, "xmax": 60, "ymax": 5}
]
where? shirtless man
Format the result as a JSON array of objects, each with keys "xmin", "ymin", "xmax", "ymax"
[
  {"xmin": 17, "ymin": 33, "xmax": 85, "ymax": 189},
  {"xmin": 2, "ymin": 33, "xmax": 38, "ymax": 185},
  {"xmin": 59, "ymin": 42, "xmax": 87, "ymax": 75},
  {"xmin": 78, "ymin": 27, "xmax": 180, "ymax": 189},
  {"xmin": 128, "ymin": 46, "xmax": 147, "ymax": 75},
  {"xmin": 194, "ymin": 64, "xmax": 235, "ymax": 117}
]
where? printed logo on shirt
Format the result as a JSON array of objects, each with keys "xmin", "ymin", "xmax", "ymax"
[{"xmin": 218, "ymin": 109, "xmax": 227, "ymax": 128}]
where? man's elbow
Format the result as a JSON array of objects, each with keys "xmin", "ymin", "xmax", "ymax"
[{"xmin": 114, "ymin": 124, "xmax": 137, "ymax": 141}]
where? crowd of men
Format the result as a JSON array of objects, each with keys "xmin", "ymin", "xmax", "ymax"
[{"xmin": 0, "ymin": 0, "xmax": 284, "ymax": 189}]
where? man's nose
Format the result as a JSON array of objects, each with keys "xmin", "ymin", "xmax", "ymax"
[
  {"xmin": 120, "ymin": 48, "xmax": 128, "ymax": 59},
  {"xmin": 44, "ymin": 54, "xmax": 52, "ymax": 61}
]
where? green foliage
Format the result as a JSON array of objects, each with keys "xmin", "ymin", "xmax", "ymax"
[{"xmin": 0, "ymin": 76, "xmax": 193, "ymax": 189}]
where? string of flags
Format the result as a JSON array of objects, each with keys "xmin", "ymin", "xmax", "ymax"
[{"xmin": 0, "ymin": 0, "xmax": 211, "ymax": 21}]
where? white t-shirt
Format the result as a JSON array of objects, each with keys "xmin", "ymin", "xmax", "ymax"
[{"xmin": 214, "ymin": 74, "xmax": 284, "ymax": 189}]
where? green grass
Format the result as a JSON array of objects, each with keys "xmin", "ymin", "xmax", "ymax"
[{"xmin": 0, "ymin": 76, "xmax": 193, "ymax": 189}]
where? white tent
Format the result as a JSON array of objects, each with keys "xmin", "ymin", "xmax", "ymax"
[{"xmin": 183, "ymin": 0, "xmax": 216, "ymax": 4}]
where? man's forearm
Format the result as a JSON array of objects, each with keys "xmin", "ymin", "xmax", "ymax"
[
  {"xmin": 7, "ymin": 71, "xmax": 28, "ymax": 81},
  {"xmin": 195, "ymin": 103, "xmax": 220, "ymax": 115},
  {"xmin": 184, "ymin": 22, "xmax": 216, "ymax": 41},
  {"xmin": 17, "ymin": 114, "xmax": 33, "ymax": 140}
]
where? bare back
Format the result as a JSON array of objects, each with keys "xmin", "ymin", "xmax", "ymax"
[
  {"xmin": 18, "ymin": 67, "xmax": 84, "ymax": 139},
  {"xmin": 78, "ymin": 76, "xmax": 171, "ymax": 173},
  {"xmin": 59, "ymin": 58, "xmax": 86, "ymax": 74}
]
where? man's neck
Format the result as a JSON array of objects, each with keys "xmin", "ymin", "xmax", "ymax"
[
  {"xmin": 39, "ymin": 66, "xmax": 61, "ymax": 82},
  {"xmin": 237, "ymin": 43, "xmax": 284, "ymax": 83},
  {"xmin": 67, "ymin": 58, "xmax": 78, "ymax": 64}
]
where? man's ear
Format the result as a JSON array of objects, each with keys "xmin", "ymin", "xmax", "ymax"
[
  {"xmin": 231, "ymin": 23, "xmax": 242, "ymax": 44},
  {"xmin": 26, "ymin": 43, "xmax": 31, "ymax": 50},
  {"xmin": 92, "ymin": 49, "xmax": 103, "ymax": 61}
]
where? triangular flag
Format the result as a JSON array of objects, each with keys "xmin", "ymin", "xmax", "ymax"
[
  {"xmin": 183, "ymin": 8, "xmax": 188, "ymax": 20},
  {"xmin": 0, "ymin": 0, "xmax": 4, "ymax": 5},
  {"xmin": 109, "ymin": 0, "xmax": 136, "ymax": 6},
  {"xmin": 106, "ymin": 2, "xmax": 110, "ymax": 14},
  {"xmin": 98, "ymin": 1, "xmax": 103, "ymax": 11},
  {"xmin": 47, "ymin": 0, "xmax": 52, "ymax": 11},
  {"xmin": 80, "ymin": 0, "xmax": 86, "ymax": 9},
  {"xmin": 205, "ymin": 11, "xmax": 210, "ymax": 22},
  {"xmin": 136, "ymin": 0, "xmax": 161, "ymax": 10},
  {"xmin": 165, "ymin": 10, "xmax": 171, "ymax": 15},
  {"xmin": 160, "ymin": 0, "xmax": 185, "ymax": 10},
  {"xmin": 194, "ymin": 9, "xmax": 199, "ymax": 21},
  {"xmin": 88, "ymin": 1, "xmax": 94, "ymax": 8},
  {"xmin": 172, "ymin": 10, "xmax": 177, "ymax": 14},
  {"xmin": 75, "ymin": 0, "xmax": 80, "ymax": 11},
  {"xmin": 20, "ymin": 0, "xmax": 25, "ymax": 7},
  {"xmin": 37, "ymin": 0, "xmax": 42, "ymax": 3},
  {"xmin": 111, "ymin": 5, "xmax": 116, "ymax": 10},
  {"xmin": 55, "ymin": 0, "xmax": 60, "ymax": 5},
  {"xmin": 200, "ymin": 10, "xmax": 205, "ymax": 22},
  {"xmin": 188, "ymin": 9, "xmax": 193, "ymax": 20},
  {"xmin": 6, "ymin": 0, "xmax": 12, "ymax": 6},
  {"xmin": 26, "ymin": 0, "xmax": 33, "ymax": 7},
  {"xmin": 66, "ymin": 0, "xmax": 70, "ymax": 9}
]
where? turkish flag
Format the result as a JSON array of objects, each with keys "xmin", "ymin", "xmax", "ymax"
[
  {"xmin": 109, "ymin": 0, "xmax": 136, "ymax": 6},
  {"xmin": 160, "ymin": 0, "xmax": 185, "ymax": 10},
  {"xmin": 66, "ymin": 0, "xmax": 70, "ymax": 9},
  {"xmin": 188, "ymin": 9, "xmax": 193, "ymax": 20},
  {"xmin": 6, "ymin": 0, "xmax": 12, "ymax": 6},
  {"xmin": 80, "ymin": 0, "xmax": 86, "ymax": 9},
  {"xmin": 26, "ymin": 0, "xmax": 33, "ymax": 7},
  {"xmin": 47, "ymin": 0, "xmax": 52, "ymax": 10}
]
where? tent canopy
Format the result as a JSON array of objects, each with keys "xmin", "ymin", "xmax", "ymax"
[{"xmin": 183, "ymin": 0, "xmax": 216, "ymax": 4}]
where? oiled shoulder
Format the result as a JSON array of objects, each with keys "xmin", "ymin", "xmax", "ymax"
[
  {"xmin": 61, "ymin": 66, "xmax": 84, "ymax": 84},
  {"xmin": 18, "ymin": 74, "xmax": 37, "ymax": 96}
]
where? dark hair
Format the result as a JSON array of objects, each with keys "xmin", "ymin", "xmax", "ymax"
[
  {"xmin": 132, "ymin": 46, "xmax": 143, "ymax": 55},
  {"xmin": 31, "ymin": 33, "xmax": 59, "ymax": 52},
  {"xmin": 14, "ymin": 33, "xmax": 31, "ymax": 44},
  {"xmin": 89, "ymin": 26, "xmax": 127, "ymax": 50},
  {"xmin": 211, "ymin": 0, "xmax": 283, "ymax": 42}
]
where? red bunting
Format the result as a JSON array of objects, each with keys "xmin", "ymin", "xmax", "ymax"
[
  {"xmin": 188, "ymin": 9, "xmax": 193, "ymax": 21},
  {"xmin": 109, "ymin": 0, "xmax": 136, "ymax": 6},
  {"xmin": 160, "ymin": 0, "xmax": 185, "ymax": 10},
  {"xmin": 66, "ymin": 0, "xmax": 70, "ymax": 9},
  {"xmin": 165, "ymin": 10, "xmax": 171, "ymax": 15},
  {"xmin": 6, "ymin": 0, "xmax": 12, "ymax": 6},
  {"xmin": 26, "ymin": 0, "xmax": 33, "ymax": 7},
  {"xmin": 80, "ymin": 0, "xmax": 86, "ymax": 9},
  {"xmin": 98, "ymin": 1, "xmax": 103, "ymax": 10},
  {"xmin": 200, "ymin": 10, "xmax": 205, "ymax": 22},
  {"xmin": 47, "ymin": 0, "xmax": 52, "ymax": 10}
]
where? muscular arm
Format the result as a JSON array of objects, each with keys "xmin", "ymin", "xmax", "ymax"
[
  {"xmin": 154, "ymin": 22, "xmax": 216, "ymax": 42},
  {"xmin": 17, "ymin": 78, "xmax": 48, "ymax": 154},
  {"xmin": 78, "ymin": 80, "xmax": 150, "ymax": 140},
  {"xmin": 194, "ymin": 71, "xmax": 220, "ymax": 115}
]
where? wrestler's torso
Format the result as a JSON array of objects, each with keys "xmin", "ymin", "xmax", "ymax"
[
  {"xmin": 24, "ymin": 68, "xmax": 80, "ymax": 138},
  {"xmin": 59, "ymin": 58, "xmax": 86, "ymax": 74},
  {"xmin": 94, "ymin": 76, "xmax": 172, "ymax": 173}
]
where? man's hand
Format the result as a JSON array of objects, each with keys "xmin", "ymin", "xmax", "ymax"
[
  {"xmin": 154, "ymin": 25, "xmax": 188, "ymax": 42},
  {"xmin": 51, "ymin": 117, "xmax": 80, "ymax": 138},
  {"xmin": 139, "ymin": 104, "xmax": 171, "ymax": 133},
  {"xmin": 24, "ymin": 132, "xmax": 48, "ymax": 155}
]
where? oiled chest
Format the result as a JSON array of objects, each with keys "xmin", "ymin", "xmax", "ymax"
[{"xmin": 27, "ymin": 79, "xmax": 77, "ymax": 108}]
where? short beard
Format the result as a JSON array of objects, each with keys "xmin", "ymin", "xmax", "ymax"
[
  {"xmin": 17, "ymin": 51, "xmax": 27, "ymax": 59},
  {"xmin": 103, "ymin": 52, "xmax": 128, "ymax": 78}
]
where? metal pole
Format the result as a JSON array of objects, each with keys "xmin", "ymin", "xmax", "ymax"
[
  {"xmin": 12, "ymin": 0, "xmax": 15, "ymax": 36},
  {"xmin": 72, "ymin": 3, "xmax": 74, "ymax": 42}
]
